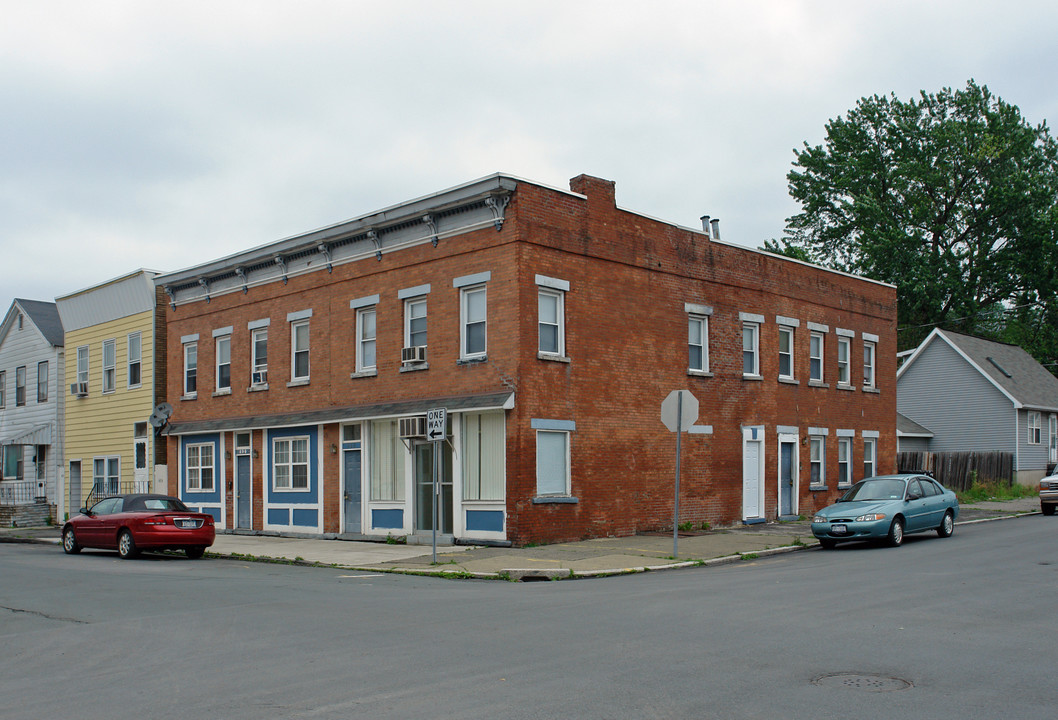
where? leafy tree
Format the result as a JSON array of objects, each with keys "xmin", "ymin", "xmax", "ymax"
[{"xmin": 767, "ymin": 80, "xmax": 1058, "ymax": 357}]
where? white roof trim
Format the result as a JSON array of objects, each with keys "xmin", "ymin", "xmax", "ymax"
[{"xmin": 898, "ymin": 328, "xmax": 1020, "ymax": 409}]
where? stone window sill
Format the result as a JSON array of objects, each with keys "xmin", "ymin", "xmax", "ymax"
[{"xmin": 532, "ymin": 496, "xmax": 578, "ymax": 504}]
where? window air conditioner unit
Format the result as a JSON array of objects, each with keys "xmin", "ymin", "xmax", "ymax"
[
  {"xmin": 70, "ymin": 382, "xmax": 88, "ymax": 397},
  {"xmin": 401, "ymin": 345, "xmax": 427, "ymax": 364},
  {"xmin": 398, "ymin": 416, "xmax": 427, "ymax": 439},
  {"xmin": 252, "ymin": 370, "xmax": 268, "ymax": 385}
]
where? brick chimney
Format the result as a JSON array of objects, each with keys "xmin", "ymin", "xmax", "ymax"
[{"xmin": 569, "ymin": 174, "xmax": 616, "ymax": 208}]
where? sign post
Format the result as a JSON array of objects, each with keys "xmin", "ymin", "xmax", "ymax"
[
  {"xmin": 426, "ymin": 407, "xmax": 447, "ymax": 563},
  {"xmin": 661, "ymin": 390, "xmax": 699, "ymax": 558}
]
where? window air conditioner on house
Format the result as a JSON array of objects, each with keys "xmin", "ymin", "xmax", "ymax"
[
  {"xmin": 398, "ymin": 416, "xmax": 427, "ymax": 439},
  {"xmin": 70, "ymin": 382, "xmax": 88, "ymax": 397},
  {"xmin": 401, "ymin": 345, "xmax": 427, "ymax": 364},
  {"xmin": 252, "ymin": 370, "xmax": 268, "ymax": 385}
]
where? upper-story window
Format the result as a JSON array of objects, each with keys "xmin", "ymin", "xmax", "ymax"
[
  {"xmin": 536, "ymin": 275, "xmax": 569, "ymax": 359},
  {"xmin": 357, "ymin": 307, "xmax": 377, "ymax": 372},
  {"xmin": 183, "ymin": 338, "xmax": 198, "ymax": 397},
  {"xmin": 455, "ymin": 272, "xmax": 490, "ymax": 361},
  {"xmin": 685, "ymin": 303, "xmax": 712, "ymax": 375},
  {"xmin": 215, "ymin": 331, "xmax": 232, "ymax": 392},
  {"xmin": 127, "ymin": 332, "xmax": 142, "ymax": 388},
  {"xmin": 837, "ymin": 333, "xmax": 852, "ymax": 386},
  {"xmin": 102, "ymin": 339, "xmax": 116, "ymax": 393},
  {"xmin": 289, "ymin": 312, "xmax": 311, "ymax": 383},
  {"xmin": 77, "ymin": 345, "xmax": 89, "ymax": 389},
  {"xmin": 15, "ymin": 366, "xmax": 26, "ymax": 406},
  {"xmin": 740, "ymin": 313, "xmax": 764, "ymax": 378},
  {"xmin": 405, "ymin": 298, "xmax": 427, "ymax": 349},
  {"xmin": 863, "ymin": 334, "xmax": 878, "ymax": 389},
  {"xmin": 37, "ymin": 361, "xmax": 48, "ymax": 403},
  {"xmin": 249, "ymin": 320, "xmax": 269, "ymax": 386},
  {"xmin": 778, "ymin": 325, "xmax": 795, "ymax": 380},
  {"xmin": 810, "ymin": 331, "xmax": 824, "ymax": 383}
]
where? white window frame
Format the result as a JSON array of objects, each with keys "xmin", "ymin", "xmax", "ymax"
[
  {"xmin": 863, "ymin": 437, "xmax": 877, "ymax": 479},
  {"xmin": 1028, "ymin": 411, "xmax": 1042, "ymax": 445},
  {"xmin": 215, "ymin": 334, "xmax": 232, "ymax": 392},
  {"xmin": 538, "ymin": 288, "xmax": 565, "ymax": 357},
  {"xmin": 290, "ymin": 319, "xmax": 310, "ymax": 382},
  {"xmin": 356, "ymin": 307, "xmax": 377, "ymax": 373},
  {"xmin": 251, "ymin": 327, "xmax": 268, "ymax": 385},
  {"xmin": 778, "ymin": 325, "xmax": 794, "ymax": 380},
  {"xmin": 77, "ymin": 345, "xmax": 89, "ymax": 387},
  {"xmin": 2, "ymin": 445, "xmax": 22, "ymax": 480},
  {"xmin": 688, "ymin": 315, "xmax": 709, "ymax": 372},
  {"xmin": 810, "ymin": 331, "xmax": 824, "ymax": 383},
  {"xmin": 837, "ymin": 436, "xmax": 852, "ymax": 487},
  {"xmin": 101, "ymin": 340, "xmax": 116, "ymax": 394},
  {"xmin": 404, "ymin": 297, "xmax": 427, "ymax": 350},
  {"xmin": 863, "ymin": 339, "xmax": 877, "ymax": 389},
  {"xmin": 837, "ymin": 336, "xmax": 851, "ymax": 386},
  {"xmin": 183, "ymin": 341, "xmax": 197, "ymax": 397},
  {"xmin": 273, "ymin": 436, "xmax": 310, "ymax": 492},
  {"xmin": 809, "ymin": 436, "xmax": 825, "ymax": 486},
  {"xmin": 462, "ymin": 411, "xmax": 506, "ymax": 502},
  {"xmin": 92, "ymin": 456, "xmax": 120, "ymax": 494},
  {"xmin": 742, "ymin": 322, "xmax": 760, "ymax": 377},
  {"xmin": 0, "ymin": 370, "xmax": 5, "ymax": 408},
  {"xmin": 460, "ymin": 285, "xmax": 488, "ymax": 360},
  {"xmin": 535, "ymin": 429, "xmax": 571, "ymax": 497},
  {"xmin": 37, "ymin": 361, "xmax": 48, "ymax": 403},
  {"xmin": 127, "ymin": 332, "xmax": 142, "ymax": 389},
  {"xmin": 15, "ymin": 366, "xmax": 26, "ymax": 406},
  {"xmin": 185, "ymin": 443, "xmax": 214, "ymax": 492}
]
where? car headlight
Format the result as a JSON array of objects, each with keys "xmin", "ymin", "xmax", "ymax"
[
  {"xmin": 812, "ymin": 515, "xmax": 827, "ymax": 523},
  {"xmin": 855, "ymin": 513, "xmax": 886, "ymax": 522}
]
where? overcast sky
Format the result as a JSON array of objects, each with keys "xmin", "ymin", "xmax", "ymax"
[{"xmin": 3, "ymin": 0, "xmax": 1057, "ymax": 306}]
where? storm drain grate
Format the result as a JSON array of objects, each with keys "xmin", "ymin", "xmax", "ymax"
[{"xmin": 812, "ymin": 673, "xmax": 913, "ymax": 692}]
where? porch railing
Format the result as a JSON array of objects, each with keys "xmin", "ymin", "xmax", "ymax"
[{"xmin": 0, "ymin": 480, "xmax": 47, "ymax": 506}]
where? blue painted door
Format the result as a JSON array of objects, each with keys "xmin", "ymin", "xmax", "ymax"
[
  {"xmin": 236, "ymin": 455, "xmax": 250, "ymax": 529},
  {"xmin": 780, "ymin": 442, "xmax": 795, "ymax": 517}
]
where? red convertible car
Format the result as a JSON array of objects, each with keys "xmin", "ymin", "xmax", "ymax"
[{"xmin": 62, "ymin": 494, "xmax": 215, "ymax": 559}]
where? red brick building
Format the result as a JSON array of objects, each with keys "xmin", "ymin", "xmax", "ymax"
[{"xmin": 157, "ymin": 173, "xmax": 896, "ymax": 546}]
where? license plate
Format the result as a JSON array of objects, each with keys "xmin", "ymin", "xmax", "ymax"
[
  {"xmin": 831, "ymin": 524, "xmax": 847, "ymax": 535},
  {"xmin": 178, "ymin": 519, "xmax": 199, "ymax": 529}
]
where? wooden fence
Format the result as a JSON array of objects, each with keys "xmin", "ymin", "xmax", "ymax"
[{"xmin": 896, "ymin": 451, "xmax": 1014, "ymax": 491}]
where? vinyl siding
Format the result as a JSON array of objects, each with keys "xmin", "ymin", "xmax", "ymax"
[
  {"xmin": 64, "ymin": 309, "xmax": 158, "ymax": 501},
  {"xmin": 0, "ymin": 311, "xmax": 64, "ymax": 501},
  {"xmin": 897, "ymin": 338, "xmax": 1016, "ymax": 453}
]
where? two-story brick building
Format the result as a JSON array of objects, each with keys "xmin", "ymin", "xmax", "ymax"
[{"xmin": 157, "ymin": 173, "xmax": 896, "ymax": 546}]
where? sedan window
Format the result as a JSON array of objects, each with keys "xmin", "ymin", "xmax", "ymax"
[
  {"xmin": 90, "ymin": 498, "xmax": 122, "ymax": 515},
  {"xmin": 842, "ymin": 479, "xmax": 906, "ymax": 501}
]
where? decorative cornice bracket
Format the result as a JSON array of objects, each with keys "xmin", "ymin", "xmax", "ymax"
[
  {"xmin": 367, "ymin": 230, "xmax": 382, "ymax": 261},
  {"xmin": 485, "ymin": 195, "xmax": 509, "ymax": 231},
  {"xmin": 317, "ymin": 243, "xmax": 333, "ymax": 273},
  {"xmin": 274, "ymin": 255, "xmax": 288, "ymax": 284},
  {"xmin": 422, "ymin": 214, "xmax": 439, "ymax": 247}
]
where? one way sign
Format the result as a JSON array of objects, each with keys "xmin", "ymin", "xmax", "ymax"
[{"xmin": 427, "ymin": 408, "xmax": 447, "ymax": 441}]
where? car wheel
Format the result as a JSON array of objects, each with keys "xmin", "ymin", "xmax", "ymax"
[
  {"xmin": 937, "ymin": 510, "xmax": 955, "ymax": 538},
  {"xmin": 117, "ymin": 530, "xmax": 139, "ymax": 559},
  {"xmin": 818, "ymin": 538, "xmax": 837, "ymax": 550},
  {"xmin": 62, "ymin": 527, "xmax": 81, "ymax": 554},
  {"xmin": 1043, "ymin": 503, "xmax": 1056, "ymax": 516},
  {"xmin": 185, "ymin": 547, "xmax": 205, "ymax": 559},
  {"xmin": 886, "ymin": 517, "xmax": 904, "ymax": 547}
]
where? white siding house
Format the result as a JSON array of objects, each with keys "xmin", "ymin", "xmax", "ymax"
[{"xmin": 0, "ymin": 299, "xmax": 65, "ymax": 523}]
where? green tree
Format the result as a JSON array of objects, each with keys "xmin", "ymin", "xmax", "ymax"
[{"xmin": 768, "ymin": 80, "xmax": 1058, "ymax": 356}]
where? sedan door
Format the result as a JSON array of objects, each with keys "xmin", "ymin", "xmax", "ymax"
[{"xmin": 903, "ymin": 479, "xmax": 933, "ymax": 532}]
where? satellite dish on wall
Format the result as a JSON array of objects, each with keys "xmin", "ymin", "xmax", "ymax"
[{"xmin": 148, "ymin": 402, "xmax": 174, "ymax": 429}]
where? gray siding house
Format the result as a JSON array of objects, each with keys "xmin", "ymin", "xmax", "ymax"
[
  {"xmin": 0, "ymin": 299, "xmax": 65, "ymax": 522},
  {"xmin": 897, "ymin": 328, "xmax": 1058, "ymax": 484}
]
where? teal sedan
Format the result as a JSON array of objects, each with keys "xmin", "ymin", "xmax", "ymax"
[{"xmin": 811, "ymin": 474, "xmax": 958, "ymax": 549}]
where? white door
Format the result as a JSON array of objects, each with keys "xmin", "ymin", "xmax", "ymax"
[
  {"xmin": 742, "ymin": 427, "xmax": 764, "ymax": 520},
  {"xmin": 1050, "ymin": 415, "xmax": 1057, "ymax": 466}
]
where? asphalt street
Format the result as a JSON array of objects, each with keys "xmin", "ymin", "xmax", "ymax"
[{"xmin": 1, "ymin": 514, "xmax": 1054, "ymax": 720}]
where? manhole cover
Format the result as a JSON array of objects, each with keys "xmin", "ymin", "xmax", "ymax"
[{"xmin": 812, "ymin": 673, "xmax": 913, "ymax": 692}]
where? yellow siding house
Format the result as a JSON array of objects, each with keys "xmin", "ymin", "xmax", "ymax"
[{"xmin": 56, "ymin": 270, "xmax": 167, "ymax": 512}]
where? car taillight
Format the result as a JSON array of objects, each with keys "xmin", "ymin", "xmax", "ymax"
[{"xmin": 143, "ymin": 516, "xmax": 169, "ymax": 526}]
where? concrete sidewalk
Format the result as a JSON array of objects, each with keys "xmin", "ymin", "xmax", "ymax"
[{"xmin": 1, "ymin": 497, "xmax": 1040, "ymax": 580}]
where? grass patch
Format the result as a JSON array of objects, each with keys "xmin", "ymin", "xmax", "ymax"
[{"xmin": 956, "ymin": 480, "xmax": 1037, "ymax": 504}]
